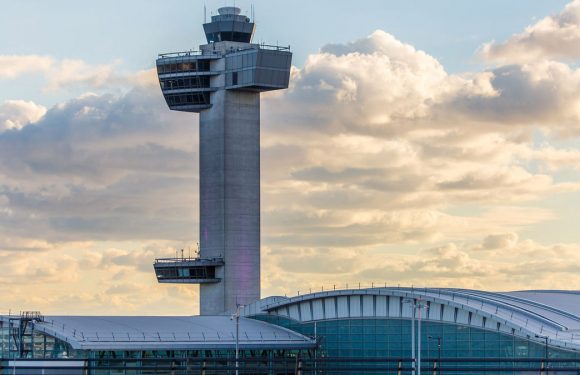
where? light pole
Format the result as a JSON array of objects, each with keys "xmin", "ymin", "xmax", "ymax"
[
  {"xmin": 314, "ymin": 321, "xmax": 318, "ymax": 374},
  {"xmin": 429, "ymin": 336, "xmax": 441, "ymax": 375},
  {"xmin": 416, "ymin": 301, "xmax": 428, "ymax": 375},
  {"xmin": 231, "ymin": 305, "xmax": 243, "ymax": 375},
  {"xmin": 403, "ymin": 298, "xmax": 429, "ymax": 375},
  {"xmin": 403, "ymin": 298, "xmax": 416, "ymax": 375},
  {"xmin": 535, "ymin": 334, "xmax": 549, "ymax": 373}
]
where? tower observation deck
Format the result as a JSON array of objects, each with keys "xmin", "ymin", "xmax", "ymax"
[{"xmin": 155, "ymin": 7, "xmax": 292, "ymax": 315}]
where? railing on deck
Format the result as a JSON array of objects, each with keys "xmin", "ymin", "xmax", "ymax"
[
  {"xmin": 158, "ymin": 50, "xmax": 220, "ymax": 59},
  {"xmin": 2, "ymin": 357, "xmax": 580, "ymax": 374},
  {"xmin": 154, "ymin": 257, "xmax": 223, "ymax": 264}
]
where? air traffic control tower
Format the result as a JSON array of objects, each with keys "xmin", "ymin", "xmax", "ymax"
[{"xmin": 153, "ymin": 7, "xmax": 292, "ymax": 315}]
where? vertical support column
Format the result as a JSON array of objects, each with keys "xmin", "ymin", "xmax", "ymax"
[
  {"xmin": 199, "ymin": 88, "xmax": 261, "ymax": 315},
  {"xmin": 223, "ymin": 90, "xmax": 261, "ymax": 311},
  {"xmin": 199, "ymin": 86, "xmax": 227, "ymax": 315}
]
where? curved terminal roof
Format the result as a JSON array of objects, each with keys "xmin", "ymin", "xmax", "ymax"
[
  {"xmin": 242, "ymin": 288, "xmax": 580, "ymax": 352},
  {"xmin": 0, "ymin": 315, "xmax": 315, "ymax": 351}
]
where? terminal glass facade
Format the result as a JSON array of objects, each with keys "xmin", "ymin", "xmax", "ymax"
[
  {"xmin": 0, "ymin": 320, "xmax": 312, "ymax": 374},
  {"xmin": 0, "ymin": 320, "xmax": 74, "ymax": 359},
  {"xmin": 252, "ymin": 315, "xmax": 580, "ymax": 374}
]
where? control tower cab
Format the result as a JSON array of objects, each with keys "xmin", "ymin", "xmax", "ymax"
[
  {"xmin": 154, "ymin": 7, "xmax": 292, "ymax": 315},
  {"xmin": 203, "ymin": 6, "xmax": 255, "ymax": 43}
]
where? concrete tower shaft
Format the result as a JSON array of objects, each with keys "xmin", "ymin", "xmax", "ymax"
[
  {"xmin": 199, "ymin": 89, "xmax": 261, "ymax": 314},
  {"xmin": 154, "ymin": 8, "xmax": 292, "ymax": 315}
]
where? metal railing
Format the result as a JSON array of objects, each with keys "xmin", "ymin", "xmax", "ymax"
[
  {"xmin": 158, "ymin": 50, "xmax": 220, "ymax": 59},
  {"xmin": 36, "ymin": 320, "xmax": 305, "ymax": 343},
  {"xmin": 2, "ymin": 356, "xmax": 580, "ymax": 374},
  {"xmin": 158, "ymin": 43, "xmax": 290, "ymax": 60},
  {"xmin": 257, "ymin": 43, "xmax": 291, "ymax": 51},
  {"xmin": 19, "ymin": 312, "xmax": 43, "ymax": 322},
  {"xmin": 154, "ymin": 256, "xmax": 223, "ymax": 264}
]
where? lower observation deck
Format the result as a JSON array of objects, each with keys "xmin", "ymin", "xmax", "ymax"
[{"xmin": 154, "ymin": 257, "xmax": 224, "ymax": 284}]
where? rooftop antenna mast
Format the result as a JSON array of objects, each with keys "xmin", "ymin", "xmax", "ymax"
[{"xmin": 204, "ymin": 4, "xmax": 207, "ymax": 23}]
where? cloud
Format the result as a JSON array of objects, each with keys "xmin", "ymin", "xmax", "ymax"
[
  {"xmin": 1, "ymin": 26, "xmax": 580, "ymax": 313},
  {"xmin": 444, "ymin": 61, "xmax": 580, "ymax": 131},
  {"xmin": 45, "ymin": 62, "xmax": 158, "ymax": 92},
  {"xmin": 0, "ymin": 243, "xmax": 198, "ymax": 315},
  {"xmin": 267, "ymin": 30, "xmax": 580, "ymax": 138},
  {"xmin": 0, "ymin": 86, "xmax": 200, "ymax": 246},
  {"xmin": 257, "ymin": 32, "xmax": 580, "ymax": 254},
  {"xmin": 1, "ymin": 31, "xmax": 577, "ymax": 254},
  {"xmin": 269, "ymin": 30, "xmax": 580, "ymax": 136},
  {"xmin": 45, "ymin": 59, "xmax": 117, "ymax": 91},
  {"xmin": 533, "ymin": 145, "xmax": 580, "ymax": 170},
  {"xmin": 262, "ymin": 234, "xmax": 580, "ymax": 297},
  {"xmin": 475, "ymin": 232, "xmax": 519, "ymax": 251},
  {"xmin": 0, "ymin": 55, "xmax": 53, "ymax": 79},
  {"xmin": 481, "ymin": 0, "xmax": 580, "ymax": 63},
  {"xmin": 0, "ymin": 100, "xmax": 47, "ymax": 132},
  {"xmin": 272, "ymin": 30, "xmax": 458, "ymax": 133},
  {"xmin": 0, "ymin": 236, "xmax": 91, "ymax": 253},
  {"xmin": 0, "ymin": 54, "xmax": 157, "ymax": 92}
]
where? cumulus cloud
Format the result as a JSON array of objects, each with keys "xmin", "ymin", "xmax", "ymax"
[
  {"xmin": 273, "ymin": 30, "xmax": 458, "ymax": 133},
  {"xmin": 0, "ymin": 244, "xmax": 198, "ymax": 315},
  {"xmin": 45, "ymin": 59, "xmax": 117, "ymax": 91},
  {"xmin": 45, "ymin": 61, "xmax": 158, "ymax": 91},
  {"xmin": 481, "ymin": 0, "xmax": 580, "ymax": 63},
  {"xmin": 444, "ymin": 61, "xmax": 580, "ymax": 131},
  {"xmin": 2, "ymin": 25, "xmax": 580, "ymax": 313},
  {"xmin": 475, "ymin": 232, "xmax": 519, "ymax": 251},
  {"xmin": 262, "ymin": 234, "xmax": 580, "ymax": 297},
  {"xmin": 0, "ymin": 86, "xmax": 200, "ymax": 247},
  {"xmin": 269, "ymin": 30, "xmax": 580, "ymax": 138},
  {"xmin": 0, "ymin": 100, "xmax": 47, "ymax": 132},
  {"xmin": 257, "ymin": 28, "xmax": 580, "ymax": 297},
  {"xmin": 0, "ymin": 54, "xmax": 156, "ymax": 92},
  {"xmin": 0, "ymin": 55, "xmax": 53, "ymax": 79},
  {"xmin": 257, "ymin": 30, "xmax": 580, "ymax": 259},
  {"xmin": 533, "ymin": 145, "xmax": 580, "ymax": 170}
]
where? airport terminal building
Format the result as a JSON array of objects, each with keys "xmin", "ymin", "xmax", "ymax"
[
  {"xmin": 2, "ymin": 6, "xmax": 579, "ymax": 374},
  {"xmin": 1, "ymin": 288, "xmax": 579, "ymax": 373}
]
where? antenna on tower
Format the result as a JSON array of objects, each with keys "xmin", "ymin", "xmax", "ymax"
[{"xmin": 204, "ymin": 4, "xmax": 207, "ymax": 23}]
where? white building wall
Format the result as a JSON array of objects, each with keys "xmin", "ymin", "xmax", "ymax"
[
  {"xmin": 300, "ymin": 302, "xmax": 312, "ymax": 321},
  {"xmin": 376, "ymin": 296, "xmax": 388, "ymax": 317},
  {"xmin": 325, "ymin": 298, "xmax": 337, "ymax": 319},
  {"xmin": 337, "ymin": 297, "xmax": 349, "ymax": 318},
  {"xmin": 312, "ymin": 300, "xmax": 324, "ymax": 320},
  {"xmin": 362, "ymin": 295, "xmax": 374, "ymax": 317},
  {"xmin": 389, "ymin": 296, "xmax": 401, "ymax": 318}
]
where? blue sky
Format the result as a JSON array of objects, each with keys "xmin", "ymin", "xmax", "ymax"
[
  {"xmin": 1, "ymin": 1, "xmax": 580, "ymax": 314},
  {"xmin": 0, "ymin": 0, "xmax": 570, "ymax": 104}
]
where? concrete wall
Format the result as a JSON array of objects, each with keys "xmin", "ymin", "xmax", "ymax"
[{"xmin": 199, "ymin": 85, "xmax": 261, "ymax": 315}]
